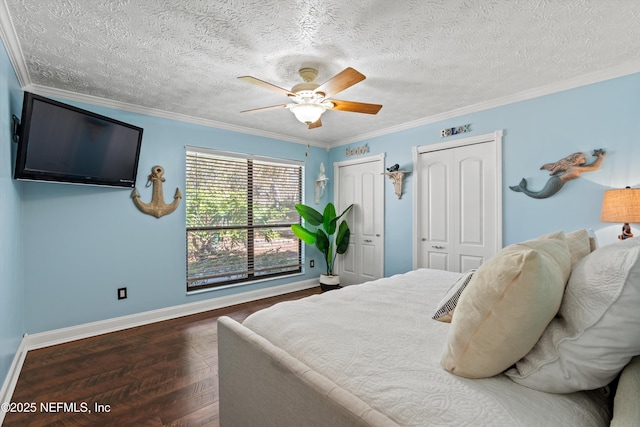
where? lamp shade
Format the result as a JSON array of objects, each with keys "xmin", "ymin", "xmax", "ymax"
[{"xmin": 600, "ymin": 188, "xmax": 640, "ymax": 223}]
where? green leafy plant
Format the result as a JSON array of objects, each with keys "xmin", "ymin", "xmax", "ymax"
[{"xmin": 291, "ymin": 202, "xmax": 353, "ymax": 276}]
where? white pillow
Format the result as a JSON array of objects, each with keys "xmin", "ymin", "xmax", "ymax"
[
  {"xmin": 506, "ymin": 237, "xmax": 640, "ymax": 393},
  {"xmin": 432, "ymin": 270, "xmax": 476, "ymax": 323}
]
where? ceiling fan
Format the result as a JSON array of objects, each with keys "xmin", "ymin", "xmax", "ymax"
[{"xmin": 237, "ymin": 67, "xmax": 382, "ymax": 129}]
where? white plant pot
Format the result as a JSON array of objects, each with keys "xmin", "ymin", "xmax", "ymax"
[
  {"xmin": 319, "ymin": 274, "xmax": 341, "ymax": 291},
  {"xmin": 319, "ymin": 274, "xmax": 340, "ymax": 285}
]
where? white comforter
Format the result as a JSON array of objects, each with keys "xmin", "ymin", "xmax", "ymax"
[{"xmin": 243, "ymin": 269, "xmax": 611, "ymax": 427}]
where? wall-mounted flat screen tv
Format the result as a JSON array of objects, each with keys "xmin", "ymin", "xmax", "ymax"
[{"xmin": 14, "ymin": 92, "xmax": 143, "ymax": 188}]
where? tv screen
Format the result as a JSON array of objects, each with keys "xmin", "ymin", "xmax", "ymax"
[{"xmin": 14, "ymin": 92, "xmax": 143, "ymax": 188}]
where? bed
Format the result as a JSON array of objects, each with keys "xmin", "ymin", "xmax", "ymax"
[{"xmin": 218, "ymin": 231, "xmax": 640, "ymax": 426}]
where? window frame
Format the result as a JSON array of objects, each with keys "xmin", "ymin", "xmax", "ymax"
[{"xmin": 185, "ymin": 146, "xmax": 304, "ymax": 291}]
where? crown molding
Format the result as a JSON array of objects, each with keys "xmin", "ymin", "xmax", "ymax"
[
  {"xmin": 15, "ymin": 64, "xmax": 640, "ymax": 153},
  {"xmin": 0, "ymin": 3, "xmax": 323, "ymax": 147},
  {"xmin": 0, "ymin": 1, "xmax": 30, "ymax": 87},
  {"xmin": 327, "ymin": 62, "xmax": 640, "ymax": 149},
  {"xmin": 2, "ymin": 1, "xmax": 639, "ymax": 151},
  {"xmin": 23, "ymin": 83, "xmax": 328, "ymax": 148}
]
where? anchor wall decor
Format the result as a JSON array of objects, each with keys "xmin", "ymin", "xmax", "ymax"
[
  {"xmin": 131, "ymin": 165, "xmax": 182, "ymax": 218},
  {"xmin": 509, "ymin": 149, "xmax": 605, "ymax": 199}
]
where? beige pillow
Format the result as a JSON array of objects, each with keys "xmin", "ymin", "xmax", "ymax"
[
  {"xmin": 611, "ymin": 356, "xmax": 640, "ymax": 427},
  {"xmin": 566, "ymin": 229, "xmax": 591, "ymax": 268},
  {"xmin": 441, "ymin": 231, "xmax": 571, "ymax": 378}
]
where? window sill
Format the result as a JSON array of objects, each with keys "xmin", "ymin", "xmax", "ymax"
[{"xmin": 185, "ymin": 271, "xmax": 306, "ymax": 296}]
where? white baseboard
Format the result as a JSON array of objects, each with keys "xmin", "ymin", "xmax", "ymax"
[
  {"xmin": 0, "ymin": 336, "xmax": 29, "ymax": 425},
  {"xmin": 26, "ymin": 278, "xmax": 318, "ymax": 350},
  {"xmin": 0, "ymin": 278, "xmax": 317, "ymax": 414}
]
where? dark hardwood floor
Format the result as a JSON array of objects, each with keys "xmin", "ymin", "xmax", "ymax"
[{"xmin": 3, "ymin": 287, "xmax": 321, "ymax": 427}]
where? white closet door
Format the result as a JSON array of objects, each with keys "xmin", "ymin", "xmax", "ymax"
[
  {"xmin": 417, "ymin": 148, "xmax": 453, "ymax": 271},
  {"xmin": 335, "ymin": 156, "xmax": 385, "ymax": 285},
  {"xmin": 455, "ymin": 142, "xmax": 497, "ymax": 271},
  {"xmin": 415, "ymin": 132, "xmax": 502, "ymax": 273}
]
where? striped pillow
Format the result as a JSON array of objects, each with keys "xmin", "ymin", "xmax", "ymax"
[{"xmin": 432, "ymin": 270, "xmax": 476, "ymax": 323}]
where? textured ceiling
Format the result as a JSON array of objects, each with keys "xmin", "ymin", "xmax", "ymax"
[{"xmin": 3, "ymin": 0, "xmax": 640, "ymax": 147}]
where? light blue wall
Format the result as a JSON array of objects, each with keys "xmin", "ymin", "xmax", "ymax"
[
  {"xmin": 0, "ymin": 41, "xmax": 24, "ymax": 390},
  {"xmin": 331, "ymin": 73, "xmax": 640, "ymax": 277},
  {"xmin": 21, "ymin": 106, "xmax": 329, "ymax": 333},
  {"xmin": 4, "ymin": 41, "xmax": 640, "ymax": 341}
]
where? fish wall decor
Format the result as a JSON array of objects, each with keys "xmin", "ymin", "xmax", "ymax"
[{"xmin": 510, "ymin": 149, "xmax": 605, "ymax": 199}]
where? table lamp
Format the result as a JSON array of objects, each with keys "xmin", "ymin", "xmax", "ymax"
[{"xmin": 600, "ymin": 186, "xmax": 640, "ymax": 239}]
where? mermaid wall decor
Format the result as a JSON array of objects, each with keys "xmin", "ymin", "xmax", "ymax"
[{"xmin": 509, "ymin": 149, "xmax": 606, "ymax": 199}]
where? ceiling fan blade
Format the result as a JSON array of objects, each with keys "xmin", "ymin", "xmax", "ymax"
[
  {"xmin": 240, "ymin": 104, "xmax": 288, "ymax": 114},
  {"xmin": 308, "ymin": 118, "xmax": 322, "ymax": 129},
  {"xmin": 314, "ymin": 67, "xmax": 365, "ymax": 98},
  {"xmin": 238, "ymin": 76, "xmax": 294, "ymax": 97},
  {"xmin": 330, "ymin": 100, "xmax": 382, "ymax": 115}
]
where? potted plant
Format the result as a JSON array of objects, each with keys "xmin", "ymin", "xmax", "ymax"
[{"xmin": 291, "ymin": 202, "xmax": 353, "ymax": 291}]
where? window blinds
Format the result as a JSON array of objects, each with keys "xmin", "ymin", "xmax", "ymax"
[{"xmin": 186, "ymin": 149, "xmax": 302, "ymax": 290}]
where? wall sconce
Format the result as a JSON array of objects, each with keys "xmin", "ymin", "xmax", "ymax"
[
  {"xmin": 315, "ymin": 162, "xmax": 329, "ymax": 204},
  {"xmin": 382, "ymin": 164, "xmax": 409, "ymax": 199},
  {"xmin": 600, "ymin": 186, "xmax": 640, "ymax": 239}
]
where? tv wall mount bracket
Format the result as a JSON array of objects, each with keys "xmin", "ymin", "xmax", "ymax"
[{"xmin": 12, "ymin": 114, "xmax": 21, "ymax": 142}]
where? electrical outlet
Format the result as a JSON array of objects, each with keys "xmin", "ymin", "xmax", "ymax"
[
  {"xmin": 310, "ymin": 259, "xmax": 315, "ymax": 268},
  {"xmin": 117, "ymin": 287, "xmax": 127, "ymax": 300}
]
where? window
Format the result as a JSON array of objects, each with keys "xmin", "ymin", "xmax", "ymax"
[{"xmin": 186, "ymin": 148, "xmax": 303, "ymax": 291}]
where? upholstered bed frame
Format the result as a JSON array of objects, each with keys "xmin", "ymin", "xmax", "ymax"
[
  {"xmin": 218, "ymin": 316, "xmax": 638, "ymax": 426},
  {"xmin": 218, "ymin": 231, "xmax": 640, "ymax": 426},
  {"xmin": 218, "ymin": 316, "xmax": 395, "ymax": 427}
]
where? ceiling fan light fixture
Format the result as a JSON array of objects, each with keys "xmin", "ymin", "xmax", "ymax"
[
  {"xmin": 238, "ymin": 67, "xmax": 381, "ymax": 129},
  {"xmin": 289, "ymin": 103, "xmax": 326, "ymax": 125}
]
